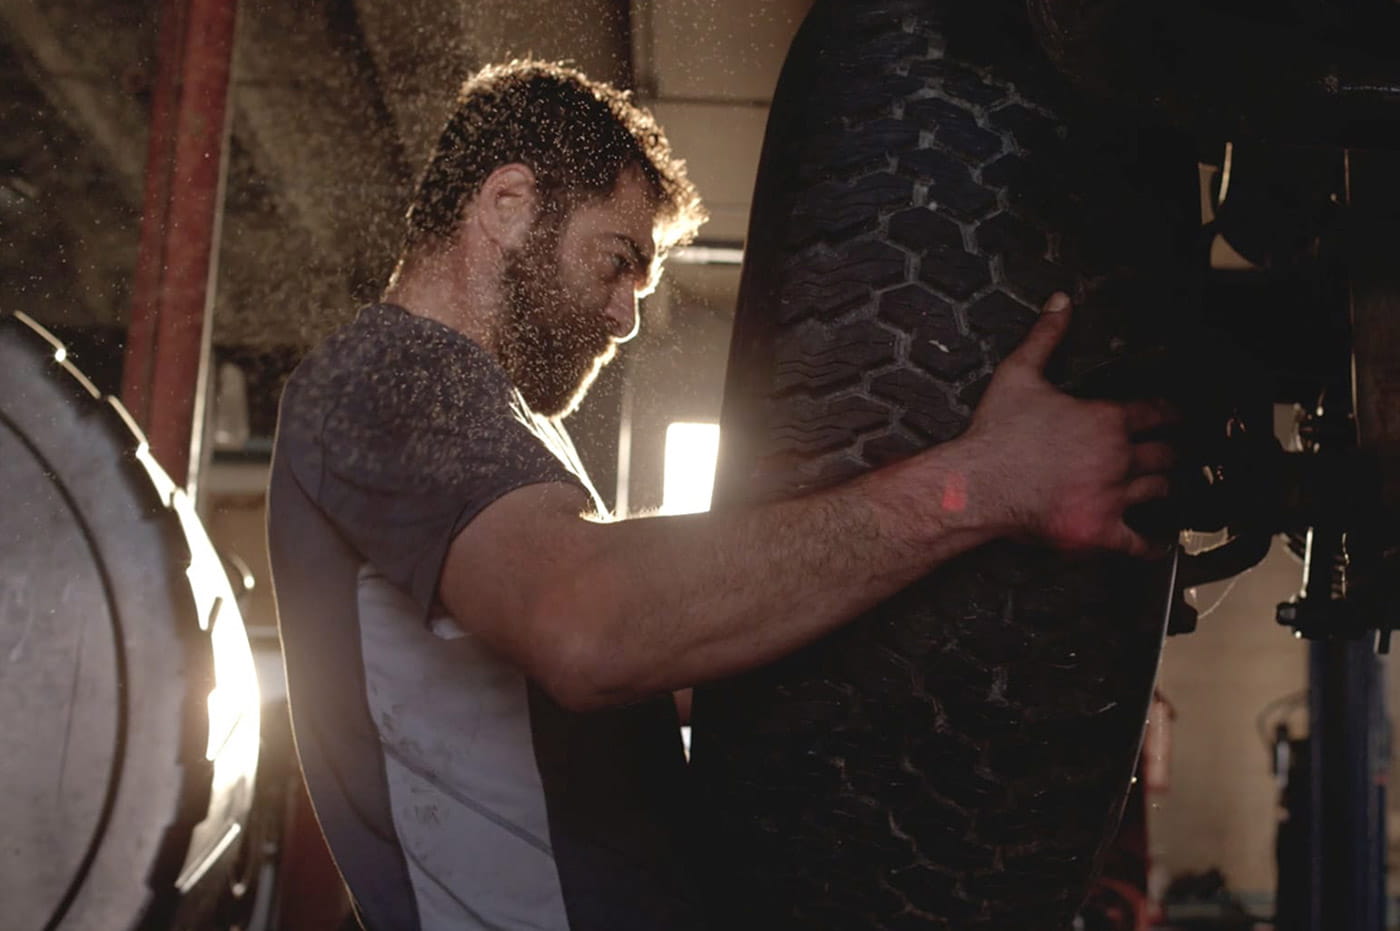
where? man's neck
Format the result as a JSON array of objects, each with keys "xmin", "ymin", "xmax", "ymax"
[{"xmin": 383, "ymin": 253, "xmax": 500, "ymax": 353}]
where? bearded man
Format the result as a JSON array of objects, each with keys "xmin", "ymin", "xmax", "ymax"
[{"xmin": 267, "ymin": 61, "xmax": 1176, "ymax": 931}]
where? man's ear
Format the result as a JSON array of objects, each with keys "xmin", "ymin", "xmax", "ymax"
[{"xmin": 475, "ymin": 164, "xmax": 538, "ymax": 250}]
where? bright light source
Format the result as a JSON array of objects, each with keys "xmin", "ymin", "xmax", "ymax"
[{"xmin": 662, "ymin": 422, "xmax": 720, "ymax": 515}]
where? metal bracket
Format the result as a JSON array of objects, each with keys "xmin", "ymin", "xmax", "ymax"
[{"xmin": 1072, "ymin": 344, "xmax": 1394, "ymax": 640}]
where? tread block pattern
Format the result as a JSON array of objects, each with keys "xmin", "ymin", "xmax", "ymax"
[
  {"xmin": 917, "ymin": 244, "xmax": 992, "ymax": 300},
  {"xmin": 870, "ymin": 369, "xmax": 961, "ymax": 441},
  {"xmin": 888, "ymin": 208, "xmax": 963, "ymax": 253},
  {"xmin": 780, "ymin": 241, "xmax": 908, "ymax": 323},
  {"xmin": 935, "ymin": 119, "xmax": 1005, "ymax": 163},
  {"xmin": 931, "ymin": 63, "xmax": 1014, "ymax": 108},
  {"xmin": 909, "ymin": 323, "xmax": 981, "ymax": 380},
  {"xmin": 876, "ymin": 282, "xmax": 951, "ymax": 330},
  {"xmin": 860, "ymin": 431, "xmax": 925, "ymax": 467},
  {"xmin": 791, "ymin": 174, "xmax": 916, "ymax": 248},
  {"xmin": 773, "ymin": 323, "xmax": 898, "ymax": 395},
  {"xmin": 804, "ymin": 119, "xmax": 922, "ymax": 181},
  {"xmin": 898, "ymin": 149, "xmax": 998, "ymax": 220},
  {"xmin": 833, "ymin": 75, "xmax": 927, "ymax": 121},
  {"xmin": 909, "ymin": 54, "xmax": 998, "ymax": 89},
  {"xmin": 769, "ymin": 394, "xmax": 891, "ymax": 458}
]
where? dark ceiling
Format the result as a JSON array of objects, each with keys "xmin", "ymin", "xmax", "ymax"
[
  {"xmin": 0, "ymin": 0, "xmax": 808, "ymax": 460},
  {"xmin": 2, "ymin": 0, "xmax": 796, "ymax": 351}
]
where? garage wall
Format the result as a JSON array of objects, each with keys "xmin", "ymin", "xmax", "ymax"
[
  {"xmin": 643, "ymin": 0, "xmax": 809, "ymax": 243},
  {"xmin": 1148, "ymin": 407, "xmax": 1399, "ymax": 914},
  {"xmin": 1150, "ymin": 540, "xmax": 1309, "ymax": 905}
]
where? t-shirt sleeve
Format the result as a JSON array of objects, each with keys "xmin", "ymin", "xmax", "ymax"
[{"xmin": 277, "ymin": 325, "xmax": 582, "ymax": 618}]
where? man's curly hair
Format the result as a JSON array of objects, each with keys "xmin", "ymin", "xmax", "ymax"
[{"xmin": 402, "ymin": 60, "xmax": 705, "ymax": 259}]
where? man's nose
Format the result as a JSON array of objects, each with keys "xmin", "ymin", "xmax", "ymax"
[{"xmin": 605, "ymin": 286, "xmax": 640, "ymax": 343}]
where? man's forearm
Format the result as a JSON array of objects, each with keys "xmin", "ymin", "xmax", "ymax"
[{"xmin": 536, "ymin": 435, "xmax": 1009, "ymax": 709}]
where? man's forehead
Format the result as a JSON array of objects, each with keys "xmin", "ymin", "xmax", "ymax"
[
  {"xmin": 570, "ymin": 170, "xmax": 661, "ymax": 256},
  {"xmin": 600, "ymin": 169, "xmax": 661, "ymax": 245}
]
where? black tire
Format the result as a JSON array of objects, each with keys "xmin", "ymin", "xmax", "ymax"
[
  {"xmin": 0, "ymin": 312, "xmax": 261, "ymax": 931},
  {"xmin": 688, "ymin": 3, "xmax": 1196, "ymax": 929}
]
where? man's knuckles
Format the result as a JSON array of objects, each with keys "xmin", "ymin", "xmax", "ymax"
[{"xmin": 1046, "ymin": 509, "xmax": 1115, "ymax": 552}]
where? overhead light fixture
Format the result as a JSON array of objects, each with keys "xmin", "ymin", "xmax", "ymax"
[{"xmin": 669, "ymin": 243, "xmax": 744, "ymax": 265}]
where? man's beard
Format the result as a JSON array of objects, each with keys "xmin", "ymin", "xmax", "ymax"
[{"xmin": 497, "ymin": 218, "xmax": 617, "ymax": 419}]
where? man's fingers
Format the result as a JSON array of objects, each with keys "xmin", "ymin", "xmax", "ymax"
[
  {"xmin": 1112, "ymin": 525, "xmax": 1153, "ymax": 559},
  {"xmin": 1124, "ymin": 473, "xmax": 1171, "ymax": 506},
  {"xmin": 1130, "ymin": 441, "xmax": 1177, "ymax": 476},
  {"xmin": 1113, "ymin": 523, "xmax": 1174, "ymax": 560},
  {"xmin": 1005, "ymin": 292, "xmax": 1072, "ymax": 373},
  {"xmin": 1123, "ymin": 399, "xmax": 1180, "ymax": 435}
]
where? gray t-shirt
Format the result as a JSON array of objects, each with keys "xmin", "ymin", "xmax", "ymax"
[{"xmin": 267, "ymin": 304, "xmax": 705, "ymax": 931}]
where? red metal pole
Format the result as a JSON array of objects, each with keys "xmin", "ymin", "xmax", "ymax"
[
  {"xmin": 121, "ymin": 0, "xmax": 237, "ymax": 489},
  {"xmin": 121, "ymin": 0, "xmax": 181, "ymax": 431}
]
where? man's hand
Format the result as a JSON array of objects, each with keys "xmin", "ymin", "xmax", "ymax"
[{"xmin": 963, "ymin": 292, "xmax": 1176, "ymax": 557}]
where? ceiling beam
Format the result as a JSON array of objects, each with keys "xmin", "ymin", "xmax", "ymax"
[
  {"xmin": 0, "ymin": 0, "xmax": 148, "ymax": 201},
  {"xmin": 231, "ymin": 0, "xmax": 410, "ymax": 294},
  {"xmin": 351, "ymin": 0, "xmax": 470, "ymax": 172}
]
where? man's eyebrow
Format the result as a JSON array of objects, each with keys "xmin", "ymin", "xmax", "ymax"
[{"xmin": 610, "ymin": 233, "xmax": 653, "ymax": 269}]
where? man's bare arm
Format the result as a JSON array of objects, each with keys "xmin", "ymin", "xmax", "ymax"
[{"xmin": 438, "ymin": 295, "xmax": 1175, "ymax": 711}]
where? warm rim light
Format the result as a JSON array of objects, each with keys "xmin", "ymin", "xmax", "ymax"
[{"xmin": 661, "ymin": 422, "xmax": 720, "ymax": 516}]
